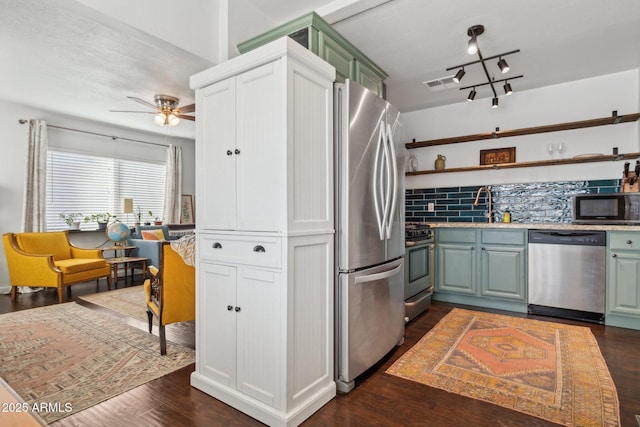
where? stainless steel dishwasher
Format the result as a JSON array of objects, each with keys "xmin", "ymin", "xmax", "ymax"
[{"xmin": 528, "ymin": 229, "xmax": 606, "ymax": 323}]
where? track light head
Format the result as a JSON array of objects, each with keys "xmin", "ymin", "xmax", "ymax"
[
  {"xmin": 467, "ymin": 89, "xmax": 477, "ymax": 102},
  {"xmin": 497, "ymin": 58, "xmax": 510, "ymax": 74},
  {"xmin": 467, "ymin": 37, "xmax": 478, "ymax": 55},
  {"xmin": 492, "ymin": 97, "xmax": 499, "ymax": 108},
  {"xmin": 453, "ymin": 68, "xmax": 466, "ymax": 83},
  {"xmin": 466, "ymin": 25, "xmax": 484, "ymax": 55},
  {"xmin": 503, "ymin": 82, "xmax": 513, "ymax": 95}
]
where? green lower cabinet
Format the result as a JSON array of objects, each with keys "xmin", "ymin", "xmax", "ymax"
[
  {"xmin": 435, "ymin": 228, "xmax": 527, "ymax": 312},
  {"xmin": 606, "ymin": 231, "xmax": 640, "ymax": 329}
]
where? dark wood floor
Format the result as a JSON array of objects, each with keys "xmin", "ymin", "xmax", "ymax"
[{"xmin": 2, "ymin": 282, "xmax": 640, "ymax": 427}]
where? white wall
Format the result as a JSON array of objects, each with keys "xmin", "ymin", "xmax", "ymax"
[
  {"xmin": 0, "ymin": 99, "xmax": 195, "ymax": 292},
  {"xmin": 404, "ymin": 70, "xmax": 640, "ymax": 189}
]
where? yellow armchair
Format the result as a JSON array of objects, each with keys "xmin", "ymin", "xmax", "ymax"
[
  {"xmin": 144, "ymin": 240, "xmax": 195, "ymax": 354},
  {"xmin": 2, "ymin": 231, "xmax": 111, "ymax": 303}
]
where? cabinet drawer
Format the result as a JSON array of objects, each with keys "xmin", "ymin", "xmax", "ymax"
[
  {"xmin": 481, "ymin": 229, "xmax": 526, "ymax": 246},
  {"xmin": 609, "ymin": 231, "xmax": 640, "ymax": 251},
  {"xmin": 199, "ymin": 234, "xmax": 282, "ymax": 268},
  {"xmin": 437, "ymin": 228, "xmax": 476, "ymax": 244}
]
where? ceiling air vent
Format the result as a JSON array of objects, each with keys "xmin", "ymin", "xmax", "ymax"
[{"xmin": 422, "ymin": 75, "xmax": 459, "ymax": 92}]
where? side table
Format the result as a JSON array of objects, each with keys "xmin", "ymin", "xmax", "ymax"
[{"xmin": 106, "ymin": 257, "xmax": 148, "ymax": 287}]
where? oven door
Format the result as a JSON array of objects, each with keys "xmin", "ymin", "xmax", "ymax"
[{"xmin": 405, "ymin": 241, "xmax": 432, "ymax": 299}]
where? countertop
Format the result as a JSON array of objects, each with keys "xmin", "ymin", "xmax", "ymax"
[{"xmin": 423, "ymin": 222, "xmax": 640, "ymax": 231}]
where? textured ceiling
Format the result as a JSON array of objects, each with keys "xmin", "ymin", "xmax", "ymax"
[{"xmin": 1, "ymin": 0, "xmax": 639, "ymax": 141}]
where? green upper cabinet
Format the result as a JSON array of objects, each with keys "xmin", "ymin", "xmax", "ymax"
[{"xmin": 237, "ymin": 12, "xmax": 387, "ymax": 98}]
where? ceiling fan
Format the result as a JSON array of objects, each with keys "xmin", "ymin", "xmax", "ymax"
[{"xmin": 110, "ymin": 94, "xmax": 195, "ymax": 127}]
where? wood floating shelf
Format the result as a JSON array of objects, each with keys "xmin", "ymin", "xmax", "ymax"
[
  {"xmin": 406, "ymin": 112, "xmax": 640, "ymax": 149},
  {"xmin": 406, "ymin": 152, "xmax": 640, "ymax": 176}
]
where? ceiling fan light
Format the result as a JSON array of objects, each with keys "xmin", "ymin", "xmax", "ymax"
[
  {"xmin": 498, "ymin": 58, "xmax": 510, "ymax": 73},
  {"xmin": 467, "ymin": 36, "xmax": 478, "ymax": 55},
  {"xmin": 467, "ymin": 89, "xmax": 476, "ymax": 102},
  {"xmin": 453, "ymin": 68, "xmax": 465, "ymax": 83},
  {"xmin": 168, "ymin": 114, "xmax": 180, "ymax": 127},
  {"xmin": 492, "ymin": 97, "xmax": 499, "ymax": 108},
  {"xmin": 504, "ymin": 82, "xmax": 513, "ymax": 95},
  {"xmin": 154, "ymin": 113, "xmax": 166, "ymax": 126}
]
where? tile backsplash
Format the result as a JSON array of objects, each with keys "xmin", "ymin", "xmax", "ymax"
[{"xmin": 406, "ymin": 179, "xmax": 621, "ymax": 223}]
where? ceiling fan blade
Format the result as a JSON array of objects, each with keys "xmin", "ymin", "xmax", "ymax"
[
  {"xmin": 126, "ymin": 96, "xmax": 157, "ymax": 109},
  {"xmin": 109, "ymin": 110, "xmax": 156, "ymax": 114},
  {"xmin": 177, "ymin": 103, "xmax": 195, "ymax": 113},
  {"xmin": 177, "ymin": 114, "xmax": 196, "ymax": 121}
]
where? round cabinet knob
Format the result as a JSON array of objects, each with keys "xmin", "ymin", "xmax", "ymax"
[
  {"xmin": 612, "ymin": 253, "xmax": 617, "ymax": 258},
  {"xmin": 234, "ymin": 149, "xmax": 240, "ymax": 155},
  {"xmin": 481, "ymin": 247, "xmax": 486, "ymax": 251},
  {"xmin": 234, "ymin": 306, "xmax": 241, "ymax": 312},
  {"xmin": 471, "ymin": 247, "xmax": 476, "ymax": 251},
  {"xmin": 227, "ymin": 305, "xmax": 233, "ymax": 311},
  {"xmin": 627, "ymin": 240, "xmax": 633, "ymax": 245},
  {"xmin": 226, "ymin": 150, "xmax": 233, "ymax": 156},
  {"xmin": 253, "ymin": 245, "xmax": 266, "ymax": 253},
  {"xmin": 212, "ymin": 242, "xmax": 222, "ymax": 249}
]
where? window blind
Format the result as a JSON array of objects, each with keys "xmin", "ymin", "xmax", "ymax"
[{"xmin": 46, "ymin": 150, "xmax": 166, "ymax": 230}]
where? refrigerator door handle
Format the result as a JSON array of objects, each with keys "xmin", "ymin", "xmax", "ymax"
[
  {"xmin": 385, "ymin": 122, "xmax": 398, "ymax": 239},
  {"xmin": 372, "ymin": 123, "xmax": 386, "ymax": 240},
  {"xmin": 354, "ymin": 263, "xmax": 403, "ymax": 284},
  {"xmin": 381, "ymin": 122, "xmax": 392, "ymax": 239}
]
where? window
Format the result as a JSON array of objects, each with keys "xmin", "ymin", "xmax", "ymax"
[{"xmin": 46, "ymin": 150, "xmax": 166, "ymax": 230}]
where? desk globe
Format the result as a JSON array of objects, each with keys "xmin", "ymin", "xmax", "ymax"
[{"xmin": 107, "ymin": 221, "xmax": 130, "ymax": 245}]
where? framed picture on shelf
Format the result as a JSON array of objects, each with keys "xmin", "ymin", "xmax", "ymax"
[
  {"xmin": 480, "ymin": 147, "xmax": 516, "ymax": 165},
  {"xmin": 180, "ymin": 194, "xmax": 194, "ymax": 224}
]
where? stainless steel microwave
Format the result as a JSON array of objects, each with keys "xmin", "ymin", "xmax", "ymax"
[{"xmin": 573, "ymin": 193, "xmax": 640, "ymax": 224}]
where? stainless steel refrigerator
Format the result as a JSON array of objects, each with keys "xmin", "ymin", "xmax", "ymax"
[{"xmin": 334, "ymin": 80, "xmax": 406, "ymax": 393}]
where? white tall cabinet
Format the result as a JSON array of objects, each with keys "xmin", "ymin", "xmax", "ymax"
[{"xmin": 190, "ymin": 38, "xmax": 336, "ymax": 427}]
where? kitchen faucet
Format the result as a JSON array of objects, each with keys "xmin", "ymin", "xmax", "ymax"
[{"xmin": 473, "ymin": 186, "xmax": 493, "ymax": 223}]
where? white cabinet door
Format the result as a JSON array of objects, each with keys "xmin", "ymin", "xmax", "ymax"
[
  {"xmin": 197, "ymin": 262, "xmax": 237, "ymax": 387},
  {"xmin": 198, "ymin": 78, "xmax": 237, "ymax": 230},
  {"xmin": 236, "ymin": 267, "xmax": 281, "ymax": 407},
  {"xmin": 198, "ymin": 62, "xmax": 283, "ymax": 232},
  {"xmin": 235, "ymin": 62, "xmax": 283, "ymax": 232}
]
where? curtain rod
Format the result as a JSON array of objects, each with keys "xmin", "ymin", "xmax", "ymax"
[{"xmin": 18, "ymin": 119, "xmax": 170, "ymax": 148}]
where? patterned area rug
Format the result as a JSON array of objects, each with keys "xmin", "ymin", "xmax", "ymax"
[
  {"xmin": 0, "ymin": 303, "xmax": 194, "ymax": 424},
  {"xmin": 78, "ymin": 285, "xmax": 152, "ymax": 324},
  {"xmin": 387, "ymin": 308, "xmax": 620, "ymax": 426}
]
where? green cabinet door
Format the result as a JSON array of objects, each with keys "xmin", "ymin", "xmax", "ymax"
[
  {"xmin": 318, "ymin": 32, "xmax": 354, "ymax": 83},
  {"xmin": 436, "ymin": 243, "xmax": 476, "ymax": 294},
  {"xmin": 605, "ymin": 231, "xmax": 640, "ymax": 320},
  {"xmin": 608, "ymin": 249, "xmax": 640, "ymax": 317},
  {"xmin": 480, "ymin": 245, "xmax": 526, "ymax": 300}
]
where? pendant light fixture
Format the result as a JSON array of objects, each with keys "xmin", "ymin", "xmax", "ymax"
[{"xmin": 445, "ymin": 24, "xmax": 524, "ymax": 108}]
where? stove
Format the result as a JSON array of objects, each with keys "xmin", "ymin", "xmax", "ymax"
[
  {"xmin": 405, "ymin": 223, "xmax": 433, "ymax": 244},
  {"xmin": 404, "ymin": 223, "xmax": 433, "ymax": 321}
]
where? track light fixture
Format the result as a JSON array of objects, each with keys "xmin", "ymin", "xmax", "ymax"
[
  {"xmin": 467, "ymin": 88, "xmax": 477, "ymax": 102},
  {"xmin": 446, "ymin": 24, "xmax": 524, "ymax": 108}
]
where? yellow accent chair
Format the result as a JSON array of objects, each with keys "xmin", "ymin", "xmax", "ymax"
[
  {"xmin": 144, "ymin": 241, "xmax": 195, "ymax": 355},
  {"xmin": 2, "ymin": 231, "xmax": 112, "ymax": 303}
]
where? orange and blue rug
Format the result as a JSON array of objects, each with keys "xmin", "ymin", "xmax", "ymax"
[{"xmin": 387, "ymin": 308, "xmax": 620, "ymax": 426}]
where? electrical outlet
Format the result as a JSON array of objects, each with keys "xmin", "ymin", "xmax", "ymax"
[{"xmin": 428, "ymin": 202, "xmax": 435, "ymax": 212}]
